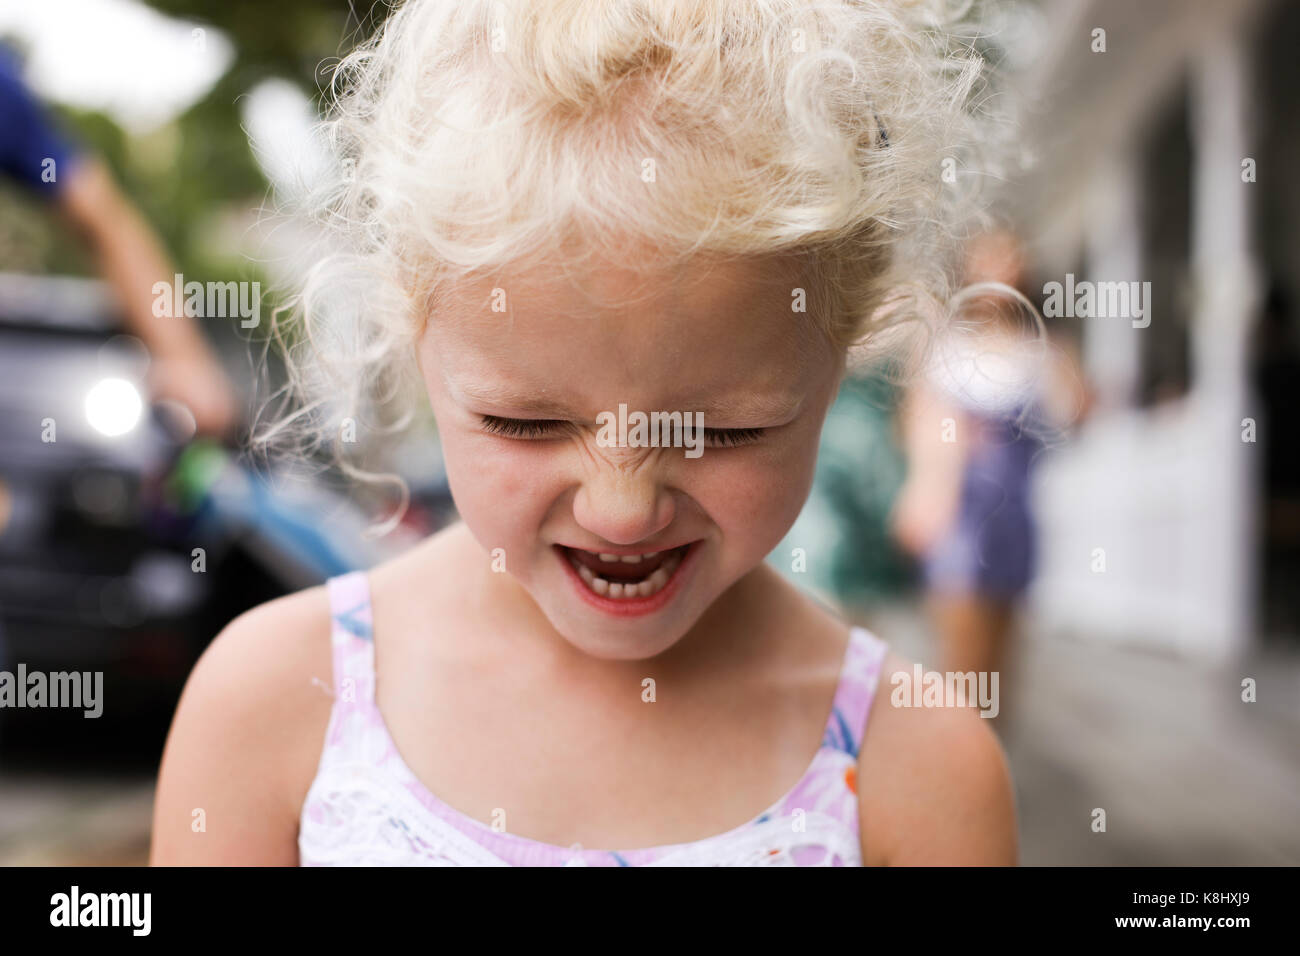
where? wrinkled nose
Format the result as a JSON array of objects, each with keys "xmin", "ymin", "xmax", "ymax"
[{"xmin": 572, "ymin": 462, "xmax": 675, "ymax": 547}]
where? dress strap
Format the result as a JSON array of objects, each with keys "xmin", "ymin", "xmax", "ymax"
[
  {"xmin": 820, "ymin": 628, "xmax": 889, "ymax": 760},
  {"xmin": 325, "ymin": 571, "xmax": 377, "ymax": 706}
]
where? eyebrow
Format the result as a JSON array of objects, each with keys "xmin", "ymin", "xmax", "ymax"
[{"xmin": 446, "ymin": 379, "xmax": 803, "ymax": 424}]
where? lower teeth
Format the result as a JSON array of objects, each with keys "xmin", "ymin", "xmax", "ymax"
[{"xmin": 571, "ymin": 550, "xmax": 683, "ymax": 599}]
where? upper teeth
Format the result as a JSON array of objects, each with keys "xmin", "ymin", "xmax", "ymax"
[{"xmin": 595, "ymin": 552, "xmax": 661, "ymax": 563}]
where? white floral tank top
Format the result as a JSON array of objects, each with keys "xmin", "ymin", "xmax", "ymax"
[{"xmin": 298, "ymin": 571, "xmax": 889, "ymax": 866}]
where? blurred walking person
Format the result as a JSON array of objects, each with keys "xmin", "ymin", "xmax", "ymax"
[{"xmin": 890, "ymin": 228, "xmax": 1084, "ymax": 731}]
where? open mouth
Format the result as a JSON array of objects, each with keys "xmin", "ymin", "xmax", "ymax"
[{"xmin": 557, "ymin": 543, "xmax": 692, "ymax": 600}]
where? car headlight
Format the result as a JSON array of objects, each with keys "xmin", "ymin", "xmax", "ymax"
[{"xmin": 85, "ymin": 377, "xmax": 144, "ymax": 437}]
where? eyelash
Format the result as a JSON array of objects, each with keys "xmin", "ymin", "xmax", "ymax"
[
  {"xmin": 479, "ymin": 416, "xmax": 565, "ymax": 439},
  {"xmin": 478, "ymin": 415, "xmax": 766, "ymax": 446}
]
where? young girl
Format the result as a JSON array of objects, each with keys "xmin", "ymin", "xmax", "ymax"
[{"xmin": 151, "ymin": 0, "xmax": 1019, "ymax": 866}]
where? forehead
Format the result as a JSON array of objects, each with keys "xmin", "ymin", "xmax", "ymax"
[{"xmin": 423, "ymin": 249, "xmax": 832, "ymax": 415}]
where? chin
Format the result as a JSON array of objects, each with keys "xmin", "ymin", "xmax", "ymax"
[{"xmin": 542, "ymin": 599, "xmax": 698, "ymax": 662}]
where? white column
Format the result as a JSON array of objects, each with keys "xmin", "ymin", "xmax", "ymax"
[
  {"xmin": 1083, "ymin": 149, "xmax": 1143, "ymax": 411},
  {"xmin": 1186, "ymin": 24, "xmax": 1262, "ymax": 659}
]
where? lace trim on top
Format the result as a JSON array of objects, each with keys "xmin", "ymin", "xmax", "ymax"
[{"xmin": 299, "ymin": 571, "xmax": 888, "ymax": 866}]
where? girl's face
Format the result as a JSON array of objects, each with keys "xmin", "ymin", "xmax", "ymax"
[{"xmin": 416, "ymin": 249, "xmax": 844, "ymax": 661}]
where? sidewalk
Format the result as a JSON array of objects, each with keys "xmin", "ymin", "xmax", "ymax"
[
  {"xmin": 861, "ymin": 602, "xmax": 1300, "ymax": 865},
  {"xmin": 0, "ymin": 772, "xmax": 153, "ymax": 865}
]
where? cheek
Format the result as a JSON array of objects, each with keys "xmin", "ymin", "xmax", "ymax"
[
  {"xmin": 684, "ymin": 438, "xmax": 818, "ymax": 544},
  {"xmin": 441, "ymin": 430, "xmax": 564, "ymax": 529},
  {"xmin": 424, "ymin": 385, "xmax": 549, "ymax": 527}
]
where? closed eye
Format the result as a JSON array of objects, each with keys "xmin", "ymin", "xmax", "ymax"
[
  {"xmin": 703, "ymin": 427, "xmax": 765, "ymax": 447},
  {"xmin": 479, "ymin": 415, "xmax": 565, "ymax": 438},
  {"xmin": 478, "ymin": 415, "xmax": 766, "ymax": 447}
]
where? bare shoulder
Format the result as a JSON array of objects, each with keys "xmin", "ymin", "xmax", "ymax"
[
  {"xmin": 856, "ymin": 649, "xmax": 1018, "ymax": 866},
  {"xmin": 150, "ymin": 584, "xmax": 335, "ymax": 864}
]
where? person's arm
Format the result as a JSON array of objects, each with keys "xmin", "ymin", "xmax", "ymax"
[
  {"xmin": 56, "ymin": 156, "xmax": 239, "ymax": 438},
  {"xmin": 1, "ymin": 52, "xmax": 236, "ymax": 436},
  {"xmin": 1042, "ymin": 333, "xmax": 1094, "ymax": 430},
  {"xmin": 858, "ymin": 652, "xmax": 1019, "ymax": 865},
  {"xmin": 888, "ymin": 380, "xmax": 971, "ymax": 557},
  {"xmin": 151, "ymin": 589, "xmax": 334, "ymax": 865}
]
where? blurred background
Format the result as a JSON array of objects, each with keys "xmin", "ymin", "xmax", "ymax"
[{"xmin": 0, "ymin": 0, "xmax": 1296, "ymax": 865}]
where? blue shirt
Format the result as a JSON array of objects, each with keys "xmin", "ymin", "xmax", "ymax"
[{"xmin": 0, "ymin": 48, "xmax": 78, "ymax": 197}]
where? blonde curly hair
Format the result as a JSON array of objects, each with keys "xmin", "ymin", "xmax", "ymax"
[{"xmin": 255, "ymin": 0, "xmax": 1022, "ymax": 516}]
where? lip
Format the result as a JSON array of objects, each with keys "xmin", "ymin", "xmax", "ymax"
[{"xmin": 554, "ymin": 541, "xmax": 701, "ymax": 618}]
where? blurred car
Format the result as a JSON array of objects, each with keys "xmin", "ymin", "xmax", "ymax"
[{"xmin": 0, "ymin": 273, "xmax": 440, "ymax": 765}]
